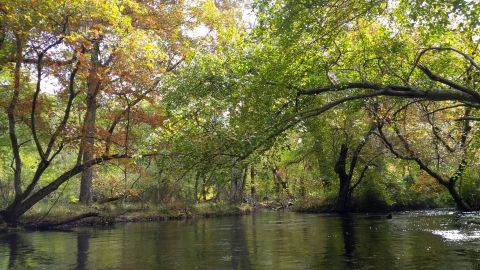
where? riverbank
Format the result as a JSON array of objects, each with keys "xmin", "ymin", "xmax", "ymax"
[
  {"xmin": 0, "ymin": 202, "xmax": 252, "ymax": 231},
  {"xmin": 293, "ymin": 196, "xmax": 449, "ymax": 214},
  {"xmin": 0, "ymin": 197, "xmax": 452, "ymax": 232}
]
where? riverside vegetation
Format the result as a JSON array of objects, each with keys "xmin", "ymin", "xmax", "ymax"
[{"xmin": 1, "ymin": 0, "xmax": 480, "ymax": 230}]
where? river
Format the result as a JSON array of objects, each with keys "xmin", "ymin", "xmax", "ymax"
[{"xmin": 1, "ymin": 210, "xmax": 480, "ymax": 269}]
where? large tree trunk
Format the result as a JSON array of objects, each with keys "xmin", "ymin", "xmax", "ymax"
[
  {"xmin": 1, "ymin": 36, "xmax": 24, "ymax": 227},
  {"xmin": 335, "ymin": 125, "xmax": 376, "ymax": 213},
  {"xmin": 299, "ymin": 162, "xmax": 307, "ymax": 198},
  {"xmin": 241, "ymin": 167, "xmax": 248, "ymax": 198},
  {"xmin": 202, "ymin": 174, "xmax": 208, "ymax": 201},
  {"xmin": 8, "ymin": 36, "xmax": 23, "ymax": 202},
  {"xmin": 230, "ymin": 165, "xmax": 243, "ymax": 204},
  {"xmin": 335, "ymin": 144, "xmax": 352, "ymax": 213},
  {"xmin": 250, "ymin": 166, "xmax": 256, "ymax": 202},
  {"xmin": 194, "ymin": 172, "xmax": 200, "ymax": 203},
  {"xmin": 79, "ymin": 42, "xmax": 101, "ymax": 205}
]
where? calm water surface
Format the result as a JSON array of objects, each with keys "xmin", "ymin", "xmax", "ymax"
[{"xmin": 1, "ymin": 210, "xmax": 480, "ymax": 269}]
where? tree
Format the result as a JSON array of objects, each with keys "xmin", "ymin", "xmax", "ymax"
[
  {"xmin": 240, "ymin": 0, "xmax": 480, "ymax": 210},
  {"xmin": 0, "ymin": 0, "xmax": 223, "ymax": 226},
  {"xmin": 334, "ymin": 122, "xmax": 378, "ymax": 212},
  {"xmin": 374, "ymin": 102, "xmax": 476, "ymax": 210}
]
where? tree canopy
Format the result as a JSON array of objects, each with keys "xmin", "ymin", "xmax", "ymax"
[{"xmin": 2, "ymin": 0, "xmax": 480, "ymax": 227}]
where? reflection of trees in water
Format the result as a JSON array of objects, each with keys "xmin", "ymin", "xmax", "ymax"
[
  {"xmin": 6, "ymin": 213, "xmax": 480, "ymax": 270},
  {"xmin": 76, "ymin": 231, "xmax": 91, "ymax": 270},
  {"xmin": 1, "ymin": 233, "xmax": 36, "ymax": 268},
  {"xmin": 251, "ymin": 213, "xmax": 258, "ymax": 258},
  {"xmin": 355, "ymin": 217, "xmax": 397, "ymax": 269},
  {"xmin": 340, "ymin": 215, "xmax": 356, "ymax": 269},
  {"xmin": 230, "ymin": 217, "xmax": 251, "ymax": 270},
  {"xmin": 194, "ymin": 219, "xmax": 208, "ymax": 261}
]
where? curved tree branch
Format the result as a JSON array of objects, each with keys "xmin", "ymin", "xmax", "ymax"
[{"xmin": 417, "ymin": 65, "xmax": 480, "ymax": 101}]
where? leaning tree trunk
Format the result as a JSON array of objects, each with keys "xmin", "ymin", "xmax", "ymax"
[
  {"xmin": 230, "ymin": 165, "xmax": 244, "ymax": 204},
  {"xmin": 1, "ymin": 154, "xmax": 127, "ymax": 227},
  {"xmin": 202, "ymin": 174, "xmax": 209, "ymax": 201},
  {"xmin": 79, "ymin": 42, "xmax": 101, "ymax": 205},
  {"xmin": 377, "ymin": 122, "xmax": 473, "ymax": 212},
  {"xmin": 445, "ymin": 182, "xmax": 471, "ymax": 211}
]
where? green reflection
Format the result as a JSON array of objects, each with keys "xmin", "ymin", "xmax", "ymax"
[{"xmin": 1, "ymin": 211, "xmax": 480, "ymax": 269}]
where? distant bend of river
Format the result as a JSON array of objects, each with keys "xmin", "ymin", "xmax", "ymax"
[{"xmin": 1, "ymin": 210, "xmax": 480, "ymax": 270}]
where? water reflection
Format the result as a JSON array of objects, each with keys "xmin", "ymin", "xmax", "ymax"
[
  {"xmin": 230, "ymin": 217, "xmax": 250, "ymax": 270},
  {"xmin": 0, "ymin": 232, "xmax": 55, "ymax": 270},
  {"xmin": 76, "ymin": 231, "xmax": 90, "ymax": 270},
  {"xmin": 3, "ymin": 233, "xmax": 24, "ymax": 268},
  {"xmin": 340, "ymin": 215, "xmax": 355, "ymax": 268},
  {"xmin": 1, "ymin": 211, "xmax": 480, "ymax": 269}
]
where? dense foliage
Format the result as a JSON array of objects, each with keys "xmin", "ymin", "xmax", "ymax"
[{"xmin": 1, "ymin": 0, "xmax": 480, "ymax": 227}]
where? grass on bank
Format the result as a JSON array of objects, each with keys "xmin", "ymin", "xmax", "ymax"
[{"xmin": 5, "ymin": 201, "xmax": 252, "ymax": 228}]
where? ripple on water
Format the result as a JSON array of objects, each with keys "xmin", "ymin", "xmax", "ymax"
[{"xmin": 431, "ymin": 230, "xmax": 480, "ymax": 241}]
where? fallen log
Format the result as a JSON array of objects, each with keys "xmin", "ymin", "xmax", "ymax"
[
  {"xmin": 98, "ymin": 195, "xmax": 123, "ymax": 204},
  {"xmin": 24, "ymin": 212, "xmax": 100, "ymax": 230}
]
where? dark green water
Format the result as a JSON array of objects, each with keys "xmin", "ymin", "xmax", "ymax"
[{"xmin": 1, "ymin": 210, "xmax": 480, "ymax": 270}]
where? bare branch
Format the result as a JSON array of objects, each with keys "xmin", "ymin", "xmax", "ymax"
[
  {"xmin": 297, "ymin": 82, "xmax": 477, "ymax": 104},
  {"xmin": 417, "ymin": 65, "xmax": 480, "ymax": 101},
  {"xmin": 348, "ymin": 123, "xmax": 377, "ymax": 177},
  {"xmin": 45, "ymin": 49, "xmax": 83, "ymax": 159},
  {"xmin": 455, "ymin": 116, "xmax": 480, "ymax": 121}
]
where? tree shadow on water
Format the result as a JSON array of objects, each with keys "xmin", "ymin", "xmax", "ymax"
[
  {"xmin": 75, "ymin": 231, "xmax": 91, "ymax": 270},
  {"xmin": 340, "ymin": 215, "xmax": 357, "ymax": 269},
  {"xmin": 0, "ymin": 233, "xmax": 35, "ymax": 269},
  {"xmin": 230, "ymin": 217, "xmax": 251, "ymax": 270}
]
